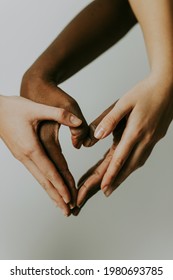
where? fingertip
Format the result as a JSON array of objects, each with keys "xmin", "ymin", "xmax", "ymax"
[
  {"xmin": 63, "ymin": 195, "xmax": 71, "ymax": 205},
  {"xmin": 83, "ymin": 137, "xmax": 92, "ymax": 147},
  {"xmin": 63, "ymin": 209, "xmax": 71, "ymax": 217},
  {"xmin": 76, "ymin": 192, "xmax": 85, "ymax": 209},
  {"xmin": 72, "ymin": 207, "xmax": 81, "ymax": 216},
  {"xmin": 69, "ymin": 202, "xmax": 76, "ymax": 210},
  {"xmin": 72, "ymin": 138, "xmax": 83, "ymax": 149},
  {"xmin": 70, "ymin": 115, "xmax": 82, "ymax": 126},
  {"xmin": 103, "ymin": 188, "xmax": 112, "ymax": 197},
  {"xmin": 94, "ymin": 126, "xmax": 106, "ymax": 139}
]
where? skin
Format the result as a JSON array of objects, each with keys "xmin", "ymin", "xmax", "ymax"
[
  {"xmin": 21, "ymin": 0, "xmax": 173, "ymax": 215},
  {"xmin": 21, "ymin": 0, "xmax": 136, "ymax": 211},
  {"xmin": 77, "ymin": 0, "xmax": 173, "ymax": 210},
  {"xmin": 0, "ymin": 95, "xmax": 82, "ymax": 216}
]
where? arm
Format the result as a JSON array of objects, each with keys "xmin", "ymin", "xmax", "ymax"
[
  {"xmin": 22, "ymin": 0, "xmax": 136, "ymax": 85},
  {"xmin": 128, "ymin": 0, "xmax": 173, "ymax": 84},
  {"xmin": 21, "ymin": 0, "xmax": 136, "ymax": 209},
  {"xmin": 76, "ymin": 0, "xmax": 173, "ymax": 208},
  {"xmin": 21, "ymin": 0, "xmax": 136, "ymax": 146}
]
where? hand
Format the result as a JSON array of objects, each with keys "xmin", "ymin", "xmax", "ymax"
[
  {"xmin": 76, "ymin": 76, "xmax": 173, "ymax": 212},
  {"xmin": 73, "ymin": 104, "xmax": 125, "ymax": 214},
  {"xmin": 21, "ymin": 73, "xmax": 89, "ymax": 209},
  {"xmin": 0, "ymin": 95, "xmax": 82, "ymax": 216}
]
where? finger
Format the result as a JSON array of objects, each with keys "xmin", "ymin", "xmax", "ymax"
[
  {"xmin": 77, "ymin": 144, "xmax": 116, "ymax": 208},
  {"xmin": 39, "ymin": 122, "xmax": 77, "ymax": 209},
  {"xmin": 43, "ymin": 86, "xmax": 89, "ymax": 149},
  {"xmin": 94, "ymin": 99, "xmax": 132, "ymax": 139},
  {"xmin": 102, "ymin": 142, "xmax": 154, "ymax": 197},
  {"xmin": 70, "ymin": 118, "xmax": 89, "ymax": 149},
  {"xmin": 68, "ymin": 102, "xmax": 89, "ymax": 149},
  {"xmin": 31, "ymin": 102, "xmax": 82, "ymax": 127},
  {"xmin": 28, "ymin": 134, "xmax": 71, "ymax": 205},
  {"xmin": 101, "ymin": 121, "xmax": 138, "ymax": 190},
  {"xmin": 23, "ymin": 158, "xmax": 71, "ymax": 217},
  {"xmin": 77, "ymin": 158, "xmax": 103, "ymax": 188},
  {"xmin": 83, "ymin": 103, "xmax": 116, "ymax": 147}
]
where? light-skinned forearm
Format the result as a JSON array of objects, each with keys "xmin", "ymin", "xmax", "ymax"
[{"xmin": 128, "ymin": 0, "xmax": 173, "ymax": 86}]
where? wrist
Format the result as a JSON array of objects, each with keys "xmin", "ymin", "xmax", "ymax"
[
  {"xmin": 21, "ymin": 66, "xmax": 56, "ymax": 101},
  {"xmin": 149, "ymin": 70, "xmax": 173, "ymax": 91}
]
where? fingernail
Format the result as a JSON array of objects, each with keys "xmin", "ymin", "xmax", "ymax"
[
  {"xmin": 70, "ymin": 115, "xmax": 82, "ymax": 125},
  {"xmin": 83, "ymin": 137, "xmax": 91, "ymax": 147},
  {"xmin": 102, "ymin": 186, "xmax": 111, "ymax": 197},
  {"xmin": 77, "ymin": 201, "xmax": 85, "ymax": 208},
  {"xmin": 69, "ymin": 203, "xmax": 75, "ymax": 210},
  {"xmin": 64, "ymin": 197, "xmax": 70, "ymax": 204},
  {"xmin": 94, "ymin": 126, "xmax": 105, "ymax": 139}
]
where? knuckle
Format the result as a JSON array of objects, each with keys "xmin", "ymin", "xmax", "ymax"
[
  {"xmin": 82, "ymin": 182, "xmax": 90, "ymax": 192},
  {"xmin": 41, "ymin": 181, "xmax": 49, "ymax": 191},
  {"xmin": 114, "ymin": 157, "xmax": 124, "ymax": 169},
  {"xmin": 46, "ymin": 170, "xmax": 57, "ymax": 183},
  {"xmin": 144, "ymin": 131, "xmax": 154, "ymax": 144},
  {"xmin": 13, "ymin": 151, "xmax": 24, "ymax": 161},
  {"xmin": 93, "ymin": 169, "xmax": 101, "ymax": 178},
  {"xmin": 64, "ymin": 98, "xmax": 78, "ymax": 112},
  {"xmin": 23, "ymin": 147, "xmax": 34, "ymax": 158},
  {"xmin": 58, "ymin": 108, "xmax": 66, "ymax": 119},
  {"xmin": 132, "ymin": 126, "xmax": 143, "ymax": 140}
]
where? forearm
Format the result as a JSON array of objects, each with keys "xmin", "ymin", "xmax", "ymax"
[
  {"xmin": 23, "ymin": 0, "xmax": 136, "ymax": 85},
  {"xmin": 128, "ymin": 0, "xmax": 173, "ymax": 86}
]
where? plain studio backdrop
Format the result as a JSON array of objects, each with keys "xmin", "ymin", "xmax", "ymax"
[{"xmin": 0, "ymin": 0, "xmax": 173, "ymax": 260}]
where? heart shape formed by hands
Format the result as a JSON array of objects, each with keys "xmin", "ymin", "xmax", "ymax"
[{"xmin": 38, "ymin": 102, "xmax": 126, "ymax": 217}]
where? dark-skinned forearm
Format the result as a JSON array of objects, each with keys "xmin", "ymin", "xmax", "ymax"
[{"xmin": 23, "ymin": 0, "xmax": 137, "ymax": 85}]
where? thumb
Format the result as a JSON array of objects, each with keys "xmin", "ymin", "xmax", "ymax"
[
  {"xmin": 94, "ymin": 99, "xmax": 130, "ymax": 140},
  {"xmin": 32, "ymin": 103, "xmax": 82, "ymax": 127},
  {"xmin": 83, "ymin": 103, "xmax": 116, "ymax": 147}
]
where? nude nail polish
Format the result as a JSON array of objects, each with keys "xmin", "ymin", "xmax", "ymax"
[
  {"xmin": 104, "ymin": 190, "xmax": 111, "ymax": 197},
  {"xmin": 94, "ymin": 127, "xmax": 105, "ymax": 139},
  {"xmin": 64, "ymin": 197, "xmax": 70, "ymax": 204},
  {"xmin": 102, "ymin": 186, "xmax": 111, "ymax": 197},
  {"xmin": 70, "ymin": 115, "xmax": 81, "ymax": 125}
]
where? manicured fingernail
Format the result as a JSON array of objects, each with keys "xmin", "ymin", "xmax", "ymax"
[
  {"xmin": 94, "ymin": 126, "xmax": 105, "ymax": 139},
  {"xmin": 70, "ymin": 115, "xmax": 82, "ymax": 125},
  {"xmin": 64, "ymin": 197, "xmax": 70, "ymax": 204},
  {"xmin": 77, "ymin": 200, "xmax": 85, "ymax": 208},
  {"xmin": 104, "ymin": 190, "xmax": 112, "ymax": 197},
  {"xmin": 102, "ymin": 186, "xmax": 111, "ymax": 197},
  {"xmin": 69, "ymin": 203, "xmax": 75, "ymax": 210}
]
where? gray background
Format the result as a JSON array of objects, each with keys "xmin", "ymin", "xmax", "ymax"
[{"xmin": 0, "ymin": 0, "xmax": 173, "ymax": 260}]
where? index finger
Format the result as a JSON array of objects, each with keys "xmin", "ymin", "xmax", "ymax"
[
  {"xmin": 101, "ymin": 118, "xmax": 139, "ymax": 190},
  {"xmin": 28, "ymin": 135, "xmax": 71, "ymax": 205},
  {"xmin": 39, "ymin": 121, "xmax": 77, "ymax": 209}
]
